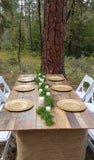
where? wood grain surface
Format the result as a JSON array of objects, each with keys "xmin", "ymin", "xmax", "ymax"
[{"xmin": 0, "ymin": 74, "xmax": 94, "ymax": 131}]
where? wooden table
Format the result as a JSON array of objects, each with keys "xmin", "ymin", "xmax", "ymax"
[{"xmin": 0, "ymin": 74, "xmax": 94, "ymax": 160}]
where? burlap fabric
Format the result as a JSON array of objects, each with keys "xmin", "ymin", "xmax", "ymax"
[{"xmin": 16, "ymin": 129, "xmax": 87, "ymax": 160}]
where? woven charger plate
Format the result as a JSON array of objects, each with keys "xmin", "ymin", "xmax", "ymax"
[
  {"xmin": 57, "ymin": 99, "xmax": 86, "ymax": 112},
  {"xmin": 14, "ymin": 84, "xmax": 35, "ymax": 92},
  {"xmin": 51, "ymin": 85, "xmax": 72, "ymax": 92},
  {"xmin": 5, "ymin": 99, "xmax": 33, "ymax": 111},
  {"xmin": 18, "ymin": 77, "xmax": 34, "ymax": 82},
  {"xmin": 47, "ymin": 76, "xmax": 64, "ymax": 81}
]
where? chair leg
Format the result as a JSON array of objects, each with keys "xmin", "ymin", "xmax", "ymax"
[
  {"xmin": 1, "ymin": 139, "xmax": 10, "ymax": 160},
  {"xmin": 88, "ymin": 137, "xmax": 94, "ymax": 153},
  {"xmin": 11, "ymin": 131, "xmax": 16, "ymax": 138},
  {"xmin": 10, "ymin": 140, "xmax": 16, "ymax": 148}
]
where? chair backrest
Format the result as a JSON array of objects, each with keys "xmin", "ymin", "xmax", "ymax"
[
  {"xmin": 84, "ymin": 87, "xmax": 94, "ymax": 104},
  {"xmin": 0, "ymin": 76, "xmax": 10, "ymax": 93},
  {"xmin": 0, "ymin": 76, "xmax": 10, "ymax": 103},
  {"xmin": 0, "ymin": 89, "xmax": 5, "ymax": 110},
  {"xmin": 0, "ymin": 88, "xmax": 6, "ymax": 103},
  {"xmin": 76, "ymin": 75, "xmax": 94, "ymax": 101},
  {"xmin": 82, "ymin": 80, "xmax": 94, "ymax": 102}
]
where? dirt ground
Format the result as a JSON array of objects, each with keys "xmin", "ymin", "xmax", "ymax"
[{"xmin": 0, "ymin": 136, "xmax": 16, "ymax": 160}]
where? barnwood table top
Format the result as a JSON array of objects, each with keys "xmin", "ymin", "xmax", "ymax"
[{"xmin": 0, "ymin": 74, "xmax": 94, "ymax": 131}]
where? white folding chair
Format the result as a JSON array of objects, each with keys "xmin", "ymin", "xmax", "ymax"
[
  {"xmin": 84, "ymin": 88, "xmax": 94, "ymax": 153},
  {"xmin": 84, "ymin": 87, "xmax": 94, "ymax": 114},
  {"xmin": 76, "ymin": 75, "xmax": 94, "ymax": 101},
  {"xmin": 87, "ymin": 129, "xmax": 94, "ymax": 153},
  {"xmin": 0, "ymin": 89, "xmax": 6, "ymax": 105},
  {"xmin": 0, "ymin": 131, "xmax": 12, "ymax": 160},
  {"xmin": 0, "ymin": 76, "xmax": 11, "ymax": 103},
  {"xmin": 0, "ymin": 94, "xmax": 15, "ymax": 160}
]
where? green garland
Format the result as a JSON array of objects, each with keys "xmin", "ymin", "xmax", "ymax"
[
  {"xmin": 34, "ymin": 74, "xmax": 46, "ymax": 84},
  {"xmin": 36, "ymin": 107, "xmax": 54, "ymax": 126},
  {"xmin": 34, "ymin": 72, "xmax": 55, "ymax": 126},
  {"xmin": 34, "ymin": 77, "xmax": 41, "ymax": 84}
]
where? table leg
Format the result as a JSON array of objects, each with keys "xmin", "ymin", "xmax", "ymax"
[{"xmin": 16, "ymin": 129, "xmax": 87, "ymax": 160}]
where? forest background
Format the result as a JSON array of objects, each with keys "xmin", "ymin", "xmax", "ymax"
[{"xmin": 0, "ymin": 0, "xmax": 94, "ymax": 87}]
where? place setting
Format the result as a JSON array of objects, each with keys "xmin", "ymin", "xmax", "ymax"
[
  {"xmin": 14, "ymin": 84, "xmax": 35, "ymax": 92},
  {"xmin": 18, "ymin": 76, "xmax": 34, "ymax": 83},
  {"xmin": 51, "ymin": 84, "xmax": 73, "ymax": 92},
  {"xmin": 57, "ymin": 99, "xmax": 86, "ymax": 112},
  {"xmin": 5, "ymin": 99, "xmax": 33, "ymax": 112},
  {"xmin": 47, "ymin": 76, "xmax": 65, "ymax": 81}
]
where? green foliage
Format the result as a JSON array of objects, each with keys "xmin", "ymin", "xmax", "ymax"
[
  {"xmin": 1, "ymin": 40, "xmax": 12, "ymax": 50},
  {"xmin": 64, "ymin": 55, "xmax": 94, "ymax": 89},
  {"xmin": 36, "ymin": 107, "xmax": 54, "ymax": 126},
  {"xmin": 45, "ymin": 96, "xmax": 54, "ymax": 108},
  {"xmin": 8, "ymin": 49, "xmax": 18, "ymax": 65},
  {"xmin": 31, "ymin": 19, "xmax": 41, "ymax": 52},
  {"xmin": 34, "ymin": 77, "xmax": 41, "ymax": 84},
  {"xmin": 34, "ymin": 72, "xmax": 55, "ymax": 126},
  {"xmin": 38, "ymin": 83, "xmax": 50, "ymax": 89},
  {"xmin": 39, "ymin": 88, "xmax": 48, "ymax": 97},
  {"xmin": 37, "ymin": 72, "xmax": 46, "ymax": 75},
  {"xmin": 32, "ymin": 51, "xmax": 39, "ymax": 57},
  {"xmin": 0, "ymin": 0, "xmax": 94, "ymax": 59},
  {"xmin": 34, "ymin": 74, "xmax": 46, "ymax": 84},
  {"xmin": 89, "ymin": 56, "xmax": 94, "ymax": 61},
  {"xmin": 65, "ymin": 55, "xmax": 93, "ymax": 74},
  {"xmin": 65, "ymin": 0, "xmax": 94, "ymax": 57},
  {"xmin": 34, "ymin": 65, "xmax": 41, "ymax": 73}
]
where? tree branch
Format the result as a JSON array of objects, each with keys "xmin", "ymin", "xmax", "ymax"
[{"xmin": 66, "ymin": 0, "xmax": 75, "ymax": 22}]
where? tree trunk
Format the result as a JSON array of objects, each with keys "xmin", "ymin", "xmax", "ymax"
[
  {"xmin": 41, "ymin": 0, "xmax": 67, "ymax": 75},
  {"xmin": 67, "ymin": 29, "xmax": 72, "ymax": 56},
  {"xmin": 29, "ymin": 2, "xmax": 32, "ymax": 51},
  {"xmin": 38, "ymin": 0, "xmax": 42, "ymax": 54},
  {"xmin": 18, "ymin": 20, "xmax": 21, "ymax": 69},
  {"xmin": 24, "ymin": 0, "xmax": 28, "ymax": 39},
  {"xmin": 67, "ymin": 39, "xmax": 71, "ymax": 56},
  {"xmin": 18, "ymin": 1, "xmax": 22, "ymax": 69}
]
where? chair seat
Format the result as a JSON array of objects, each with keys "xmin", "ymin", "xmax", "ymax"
[
  {"xmin": 85, "ymin": 102, "xmax": 94, "ymax": 114},
  {"xmin": 88, "ymin": 129, "xmax": 94, "ymax": 139},
  {"xmin": 76, "ymin": 91, "xmax": 84, "ymax": 99},
  {"xmin": 0, "ymin": 131, "xmax": 11, "ymax": 142}
]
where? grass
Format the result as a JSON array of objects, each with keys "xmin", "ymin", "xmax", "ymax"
[
  {"xmin": 0, "ymin": 51, "xmax": 41, "ymax": 89},
  {"xmin": 1, "ymin": 51, "xmax": 94, "ymax": 90},
  {"xmin": 0, "ymin": 50, "xmax": 94, "ymax": 159},
  {"xmin": 65, "ymin": 55, "xmax": 94, "ymax": 89}
]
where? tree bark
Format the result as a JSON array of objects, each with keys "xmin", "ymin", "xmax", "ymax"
[{"xmin": 41, "ymin": 0, "xmax": 67, "ymax": 75}]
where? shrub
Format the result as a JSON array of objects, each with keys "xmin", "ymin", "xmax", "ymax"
[
  {"xmin": 8, "ymin": 50, "xmax": 18, "ymax": 65},
  {"xmin": 32, "ymin": 51, "xmax": 40, "ymax": 57},
  {"xmin": 1, "ymin": 40, "xmax": 12, "ymax": 50}
]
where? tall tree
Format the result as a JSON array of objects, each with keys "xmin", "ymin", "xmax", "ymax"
[
  {"xmin": 0, "ymin": 0, "xmax": 18, "ymax": 48},
  {"xmin": 28, "ymin": 0, "xmax": 32, "ymax": 51},
  {"xmin": 18, "ymin": 0, "xmax": 23, "ymax": 69},
  {"xmin": 41, "ymin": 0, "xmax": 67, "ymax": 75},
  {"xmin": 38, "ymin": 0, "xmax": 42, "ymax": 54},
  {"xmin": 24, "ymin": 0, "xmax": 28, "ymax": 39}
]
